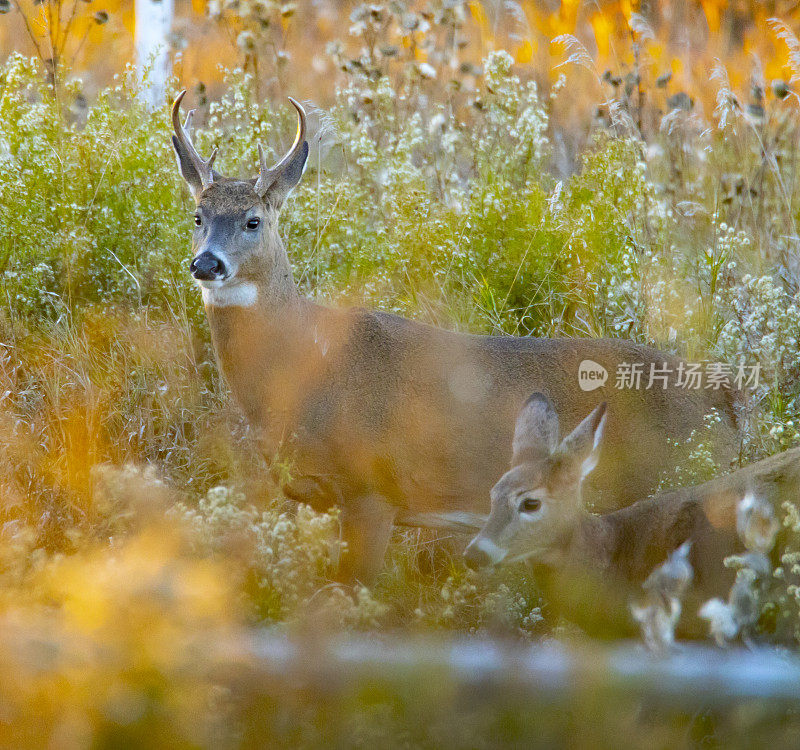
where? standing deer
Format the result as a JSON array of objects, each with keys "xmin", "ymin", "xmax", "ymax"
[
  {"xmin": 170, "ymin": 91, "xmax": 741, "ymax": 583},
  {"xmin": 464, "ymin": 393, "xmax": 799, "ymax": 636}
]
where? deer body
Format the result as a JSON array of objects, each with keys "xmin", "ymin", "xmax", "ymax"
[
  {"xmin": 565, "ymin": 492, "xmax": 726, "ymax": 586},
  {"xmin": 466, "ymin": 393, "xmax": 800, "ymax": 637},
  {"xmin": 209, "ymin": 298, "xmax": 736, "ymax": 514},
  {"xmin": 171, "ymin": 93, "xmax": 740, "ymax": 582}
]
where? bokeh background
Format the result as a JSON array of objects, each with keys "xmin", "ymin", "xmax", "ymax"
[
  {"xmin": 2, "ymin": 1, "xmax": 800, "ymax": 747},
  {"xmin": 3, "ymin": 1, "xmax": 800, "ymax": 113}
]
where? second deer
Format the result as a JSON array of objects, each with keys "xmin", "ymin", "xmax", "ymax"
[{"xmin": 464, "ymin": 393, "xmax": 800, "ymax": 636}]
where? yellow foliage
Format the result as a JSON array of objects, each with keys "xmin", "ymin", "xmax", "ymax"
[
  {"xmin": 0, "ymin": 519, "xmax": 244, "ymax": 747},
  {"xmin": 41, "ymin": 528, "xmax": 236, "ymax": 633},
  {"xmin": 468, "ymin": 0, "xmax": 489, "ymax": 40},
  {"xmin": 701, "ymin": 0, "xmax": 722, "ymax": 33},
  {"xmin": 515, "ymin": 39, "xmax": 533, "ymax": 64},
  {"xmin": 2, "ymin": 0, "xmax": 799, "ymax": 116},
  {"xmin": 590, "ymin": 12, "xmax": 614, "ymax": 60}
]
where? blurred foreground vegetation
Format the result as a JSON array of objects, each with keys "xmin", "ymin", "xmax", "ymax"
[{"xmin": 2, "ymin": 3, "xmax": 800, "ymax": 745}]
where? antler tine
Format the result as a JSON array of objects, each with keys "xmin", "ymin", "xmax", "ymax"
[
  {"xmin": 207, "ymin": 146, "xmax": 218, "ymax": 172},
  {"xmin": 172, "ymin": 90, "xmax": 215, "ymax": 190},
  {"xmin": 254, "ymin": 97, "xmax": 307, "ymax": 197},
  {"xmin": 286, "ymin": 96, "xmax": 307, "ymax": 154}
]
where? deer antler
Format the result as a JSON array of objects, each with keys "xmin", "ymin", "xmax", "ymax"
[
  {"xmin": 171, "ymin": 90, "xmax": 217, "ymax": 191},
  {"xmin": 254, "ymin": 97, "xmax": 307, "ymax": 198}
]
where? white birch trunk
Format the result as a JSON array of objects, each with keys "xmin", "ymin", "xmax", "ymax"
[{"xmin": 134, "ymin": 0, "xmax": 175, "ymax": 110}]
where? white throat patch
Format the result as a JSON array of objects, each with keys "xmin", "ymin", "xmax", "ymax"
[{"xmin": 199, "ymin": 281, "xmax": 259, "ymax": 308}]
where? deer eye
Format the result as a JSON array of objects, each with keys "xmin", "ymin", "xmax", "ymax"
[
  {"xmin": 246, "ymin": 217, "xmax": 261, "ymax": 230},
  {"xmin": 519, "ymin": 497, "xmax": 542, "ymax": 514},
  {"xmin": 194, "ymin": 213, "xmax": 202, "ymax": 227}
]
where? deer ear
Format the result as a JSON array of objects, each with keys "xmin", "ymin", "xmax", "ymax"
[
  {"xmin": 172, "ymin": 134, "xmax": 205, "ymax": 200},
  {"xmin": 512, "ymin": 392, "xmax": 560, "ymax": 463},
  {"xmin": 263, "ymin": 140, "xmax": 309, "ymax": 209},
  {"xmin": 556, "ymin": 402, "xmax": 607, "ymax": 480},
  {"xmin": 170, "ymin": 96, "xmax": 218, "ymax": 202}
]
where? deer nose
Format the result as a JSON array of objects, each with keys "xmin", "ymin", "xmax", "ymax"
[
  {"xmin": 464, "ymin": 540, "xmax": 493, "ymax": 570},
  {"xmin": 190, "ymin": 252, "xmax": 225, "ymax": 281}
]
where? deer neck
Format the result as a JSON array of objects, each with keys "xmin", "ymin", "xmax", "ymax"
[
  {"xmin": 534, "ymin": 504, "xmax": 615, "ymax": 571},
  {"xmin": 566, "ymin": 511, "xmax": 616, "ymax": 571},
  {"xmin": 200, "ymin": 237, "xmax": 320, "ymax": 430},
  {"xmin": 253, "ymin": 240, "xmax": 303, "ymax": 310}
]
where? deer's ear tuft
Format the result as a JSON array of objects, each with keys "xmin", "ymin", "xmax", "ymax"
[
  {"xmin": 512, "ymin": 392, "xmax": 560, "ymax": 463},
  {"xmin": 253, "ymin": 97, "xmax": 308, "ymax": 207},
  {"xmin": 557, "ymin": 402, "xmax": 607, "ymax": 480},
  {"xmin": 172, "ymin": 134, "xmax": 205, "ymax": 200},
  {"xmin": 264, "ymin": 139, "xmax": 309, "ymax": 209}
]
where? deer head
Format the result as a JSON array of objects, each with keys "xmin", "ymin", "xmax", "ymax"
[
  {"xmin": 464, "ymin": 393, "xmax": 607, "ymax": 569},
  {"xmin": 171, "ymin": 90, "xmax": 309, "ymax": 306}
]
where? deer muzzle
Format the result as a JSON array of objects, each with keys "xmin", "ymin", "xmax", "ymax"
[
  {"xmin": 464, "ymin": 535, "xmax": 507, "ymax": 570},
  {"xmin": 190, "ymin": 251, "xmax": 227, "ymax": 282}
]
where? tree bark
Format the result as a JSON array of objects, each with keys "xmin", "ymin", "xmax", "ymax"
[{"xmin": 135, "ymin": 0, "xmax": 174, "ymax": 110}]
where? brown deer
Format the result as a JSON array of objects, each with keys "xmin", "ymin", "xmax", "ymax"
[
  {"xmin": 170, "ymin": 91, "xmax": 741, "ymax": 583},
  {"xmin": 464, "ymin": 393, "xmax": 800, "ymax": 636}
]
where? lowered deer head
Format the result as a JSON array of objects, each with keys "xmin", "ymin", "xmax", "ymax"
[
  {"xmin": 171, "ymin": 90, "xmax": 309, "ymax": 308},
  {"xmin": 464, "ymin": 393, "xmax": 607, "ymax": 569}
]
